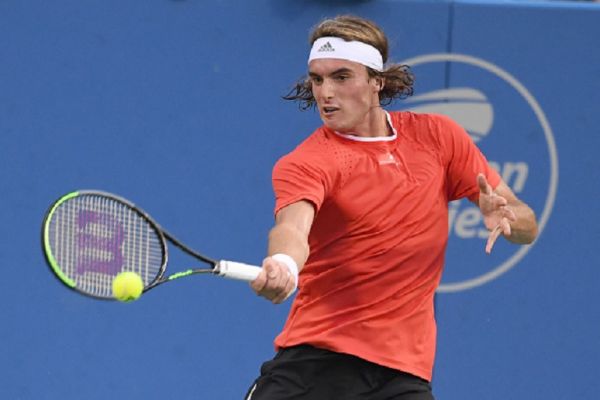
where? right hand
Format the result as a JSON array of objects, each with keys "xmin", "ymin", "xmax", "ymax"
[{"xmin": 250, "ymin": 256, "xmax": 296, "ymax": 304}]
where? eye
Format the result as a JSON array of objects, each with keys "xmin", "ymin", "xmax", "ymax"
[
  {"xmin": 309, "ymin": 75, "xmax": 323, "ymax": 85},
  {"xmin": 335, "ymin": 74, "xmax": 349, "ymax": 81}
]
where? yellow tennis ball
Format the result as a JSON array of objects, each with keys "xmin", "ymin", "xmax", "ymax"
[{"xmin": 112, "ymin": 272, "xmax": 144, "ymax": 302}]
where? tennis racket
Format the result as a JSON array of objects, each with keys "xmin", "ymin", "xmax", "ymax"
[{"xmin": 41, "ymin": 190, "xmax": 262, "ymax": 300}]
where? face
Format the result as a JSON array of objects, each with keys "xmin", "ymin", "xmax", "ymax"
[{"xmin": 308, "ymin": 58, "xmax": 381, "ymax": 134}]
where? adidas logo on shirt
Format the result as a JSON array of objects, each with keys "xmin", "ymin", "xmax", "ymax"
[
  {"xmin": 378, "ymin": 153, "xmax": 398, "ymax": 166},
  {"xmin": 318, "ymin": 42, "xmax": 335, "ymax": 52}
]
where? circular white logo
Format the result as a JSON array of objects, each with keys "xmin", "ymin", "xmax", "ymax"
[{"xmin": 399, "ymin": 53, "xmax": 559, "ymax": 293}]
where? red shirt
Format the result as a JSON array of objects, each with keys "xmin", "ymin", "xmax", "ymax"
[{"xmin": 272, "ymin": 111, "xmax": 500, "ymax": 381}]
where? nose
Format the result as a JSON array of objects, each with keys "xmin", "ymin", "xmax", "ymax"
[{"xmin": 318, "ymin": 78, "xmax": 334, "ymax": 100}]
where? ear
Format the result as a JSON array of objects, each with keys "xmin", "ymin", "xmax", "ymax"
[{"xmin": 374, "ymin": 77, "xmax": 385, "ymax": 92}]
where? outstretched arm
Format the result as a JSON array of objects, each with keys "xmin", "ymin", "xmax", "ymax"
[
  {"xmin": 250, "ymin": 200, "xmax": 315, "ymax": 303},
  {"xmin": 476, "ymin": 173, "xmax": 538, "ymax": 254}
]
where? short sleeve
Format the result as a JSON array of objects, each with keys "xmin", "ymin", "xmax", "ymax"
[
  {"xmin": 437, "ymin": 115, "xmax": 501, "ymax": 202},
  {"xmin": 272, "ymin": 152, "xmax": 332, "ymax": 215}
]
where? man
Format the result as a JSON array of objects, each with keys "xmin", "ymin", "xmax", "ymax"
[{"xmin": 246, "ymin": 15, "xmax": 538, "ymax": 400}]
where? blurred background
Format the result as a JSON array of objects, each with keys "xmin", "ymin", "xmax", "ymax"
[{"xmin": 1, "ymin": 0, "xmax": 599, "ymax": 398}]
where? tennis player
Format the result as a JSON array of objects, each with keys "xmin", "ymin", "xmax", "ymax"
[{"xmin": 247, "ymin": 15, "xmax": 538, "ymax": 399}]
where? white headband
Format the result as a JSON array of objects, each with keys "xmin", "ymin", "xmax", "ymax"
[{"xmin": 308, "ymin": 36, "xmax": 384, "ymax": 72}]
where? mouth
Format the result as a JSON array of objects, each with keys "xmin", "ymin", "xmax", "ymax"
[{"xmin": 321, "ymin": 106, "xmax": 339, "ymax": 116}]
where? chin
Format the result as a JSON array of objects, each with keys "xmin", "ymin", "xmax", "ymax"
[{"xmin": 322, "ymin": 119, "xmax": 348, "ymax": 132}]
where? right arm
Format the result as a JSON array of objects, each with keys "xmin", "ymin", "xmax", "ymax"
[{"xmin": 250, "ymin": 200, "xmax": 315, "ymax": 304}]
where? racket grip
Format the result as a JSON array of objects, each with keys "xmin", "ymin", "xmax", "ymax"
[{"xmin": 217, "ymin": 260, "xmax": 261, "ymax": 281}]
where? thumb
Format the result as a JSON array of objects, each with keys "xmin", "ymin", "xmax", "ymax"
[
  {"xmin": 264, "ymin": 259, "xmax": 278, "ymax": 279},
  {"xmin": 477, "ymin": 173, "xmax": 491, "ymax": 195}
]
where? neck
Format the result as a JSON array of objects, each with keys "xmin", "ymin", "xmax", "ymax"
[{"xmin": 338, "ymin": 107, "xmax": 391, "ymax": 138}]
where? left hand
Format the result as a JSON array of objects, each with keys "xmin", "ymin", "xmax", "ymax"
[{"xmin": 477, "ymin": 173, "xmax": 517, "ymax": 254}]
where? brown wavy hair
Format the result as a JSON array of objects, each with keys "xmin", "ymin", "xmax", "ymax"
[{"xmin": 284, "ymin": 15, "xmax": 415, "ymax": 110}]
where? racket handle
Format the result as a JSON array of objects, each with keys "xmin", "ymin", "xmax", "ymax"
[{"xmin": 216, "ymin": 260, "xmax": 261, "ymax": 281}]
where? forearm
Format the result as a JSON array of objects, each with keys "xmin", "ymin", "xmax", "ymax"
[{"xmin": 268, "ymin": 222, "xmax": 310, "ymax": 272}]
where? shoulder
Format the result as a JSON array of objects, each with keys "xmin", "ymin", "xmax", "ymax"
[
  {"xmin": 276, "ymin": 127, "xmax": 337, "ymax": 163},
  {"xmin": 273, "ymin": 127, "xmax": 336, "ymax": 177},
  {"xmin": 271, "ymin": 127, "xmax": 342, "ymax": 204},
  {"xmin": 390, "ymin": 111, "xmax": 462, "ymax": 134},
  {"xmin": 389, "ymin": 111, "xmax": 466, "ymax": 151}
]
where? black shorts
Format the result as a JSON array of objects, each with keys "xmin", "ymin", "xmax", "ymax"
[{"xmin": 245, "ymin": 345, "xmax": 434, "ymax": 400}]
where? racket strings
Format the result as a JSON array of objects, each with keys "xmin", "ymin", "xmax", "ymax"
[{"xmin": 48, "ymin": 194, "xmax": 164, "ymax": 298}]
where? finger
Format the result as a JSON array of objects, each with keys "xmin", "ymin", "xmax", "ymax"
[
  {"xmin": 270, "ymin": 262, "xmax": 289, "ymax": 290},
  {"xmin": 249, "ymin": 268, "xmax": 268, "ymax": 293},
  {"xmin": 260, "ymin": 261, "xmax": 289, "ymax": 301},
  {"xmin": 266, "ymin": 262, "xmax": 278, "ymax": 281},
  {"xmin": 486, "ymin": 224, "xmax": 503, "ymax": 254},
  {"xmin": 259, "ymin": 264, "xmax": 280, "ymax": 298},
  {"xmin": 492, "ymin": 195, "xmax": 508, "ymax": 208},
  {"xmin": 501, "ymin": 217, "xmax": 512, "ymax": 236},
  {"xmin": 477, "ymin": 173, "xmax": 491, "ymax": 195},
  {"xmin": 283, "ymin": 274, "xmax": 297, "ymax": 301},
  {"xmin": 252, "ymin": 259, "xmax": 279, "ymax": 296},
  {"xmin": 272, "ymin": 270, "xmax": 294, "ymax": 304},
  {"xmin": 503, "ymin": 206, "xmax": 517, "ymax": 222}
]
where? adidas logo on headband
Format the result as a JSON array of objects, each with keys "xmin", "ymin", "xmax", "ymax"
[
  {"xmin": 317, "ymin": 42, "xmax": 335, "ymax": 52},
  {"xmin": 308, "ymin": 37, "xmax": 384, "ymax": 71}
]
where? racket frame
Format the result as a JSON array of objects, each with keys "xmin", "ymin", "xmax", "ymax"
[{"xmin": 41, "ymin": 190, "xmax": 226, "ymax": 300}]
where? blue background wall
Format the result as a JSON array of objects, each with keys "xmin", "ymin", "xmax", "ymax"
[{"xmin": 1, "ymin": 0, "xmax": 598, "ymax": 398}]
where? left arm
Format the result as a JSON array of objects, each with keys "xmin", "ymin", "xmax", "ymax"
[{"xmin": 475, "ymin": 173, "xmax": 538, "ymax": 253}]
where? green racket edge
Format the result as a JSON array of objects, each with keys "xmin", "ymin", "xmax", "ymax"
[{"xmin": 42, "ymin": 191, "xmax": 80, "ymax": 288}]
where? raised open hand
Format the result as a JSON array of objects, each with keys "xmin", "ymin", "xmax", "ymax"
[{"xmin": 477, "ymin": 173, "xmax": 517, "ymax": 254}]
